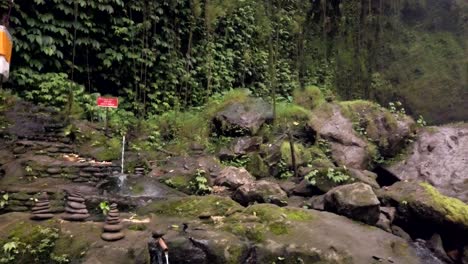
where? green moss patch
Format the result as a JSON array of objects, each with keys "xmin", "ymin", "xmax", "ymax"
[
  {"xmin": 162, "ymin": 175, "xmax": 192, "ymax": 193},
  {"xmin": 246, "ymin": 153, "xmax": 269, "ymax": 179},
  {"xmin": 137, "ymin": 195, "xmax": 243, "ymax": 218},
  {"xmin": 245, "ymin": 204, "xmax": 312, "ymax": 222},
  {"xmin": 0, "ymin": 220, "xmax": 70, "ymax": 264},
  {"xmin": 280, "ymin": 141, "xmax": 312, "ymax": 167},
  {"xmin": 293, "ymin": 85, "xmax": 326, "ymax": 110},
  {"xmin": 275, "ymin": 102, "xmax": 311, "ymax": 125},
  {"xmin": 77, "ymin": 130, "xmax": 121, "ymax": 161},
  {"xmin": 420, "ymin": 182, "xmax": 468, "ymax": 225}
]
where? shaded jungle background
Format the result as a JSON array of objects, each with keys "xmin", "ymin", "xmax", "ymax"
[{"xmin": 0, "ymin": 0, "xmax": 466, "ymax": 124}]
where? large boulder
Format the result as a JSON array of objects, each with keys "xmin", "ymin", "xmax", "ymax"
[
  {"xmin": 324, "ymin": 182, "xmax": 381, "ymax": 225},
  {"xmin": 308, "ymin": 104, "xmax": 371, "ymax": 169},
  {"xmin": 214, "ymin": 166, "xmax": 255, "ymax": 189},
  {"xmin": 138, "ymin": 197, "xmax": 422, "ymax": 264},
  {"xmin": 387, "ymin": 124, "xmax": 468, "ymax": 203},
  {"xmin": 339, "ymin": 101, "xmax": 416, "ymax": 156},
  {"xmin": 213, "ymin": 98, "xmax": 273, "ymax": 136},
  {"xmin": 165, "ymin": 229, "xmax": 250, "ymax": 264},
  {"xmin": 378, "ymin": 180, "xmax": 468, "ymax": 254},
  {"xmin": 378, "ymin": 181, "xmax": 468, "ymax": 232},
  {"xmin": 232, "ymin": 180, "xmax": 288, "ymax": 206}
]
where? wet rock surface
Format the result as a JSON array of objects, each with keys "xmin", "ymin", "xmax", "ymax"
[{"xmin": 387, "ymin": 124, "xmax": 468, "ymax": 203}]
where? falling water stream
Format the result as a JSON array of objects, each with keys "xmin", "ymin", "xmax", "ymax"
[{"xmin": 164, "ymin": 252, "xmax": 169, "ymax": 264}]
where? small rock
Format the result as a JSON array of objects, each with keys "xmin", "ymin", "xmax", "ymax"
[
  {"xmin": 65, "ymin": 207, "xmax": 89, "ymax": 214},
  {"xmin": 62, "ymin": 214, "xmax": 90, "ymax": 221},
  {"xmin": 30, "ymin": 213, "xmax": 54, "ymax": 220},
  {"xmin": 67, "ymin": 201, "xmax": 86, "ymax": 210},
  {"xmin": 324, "ymin": 182, "xmax": 380, "ymax": 225},
  {"xmin": 306, "ymin": 195, "xmax": 325, "ymax": 211},
  {"xmin": 67, "ymin": 196, "xmax": 85, "ymax": 203},
  {"xmin": 103, "ymin": 224, "xmax": 124, "ymax": 232},
  {"xmin": 101, "ymin": 232, "xmax": 125, "ymax": 241},
  {"xmin": 46, "ymin": 167, "xmax": 62, "ymax": 174}
]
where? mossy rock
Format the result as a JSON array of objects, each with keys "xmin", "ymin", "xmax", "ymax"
[
  {"xmin": 53, "ymin": 224, "xmax": 94, "ymax": 261},
  {"xmin": 0, "ymin": 219, "xmax": 64, "ymax": 263},
  {"xmin": 221, "ymin": 204, "xmax": 312, "ymax": 243},
  {"xmin": 137, "ymin": 195, "xmax": 243, "ymax": 218},
  {"xmin": 162, "ymin": 175, "xmax": 192, "ymax": 194},
  {"xmin": 77, "ymin": 130, "xmax": 121, "ymax": 161},
  {"xmin": 275, "ymin": 101, "xmax": 311, "ymax": 126},
  {"xmin": 9, "ymin": 192, "xmax": 32, "ymax": 201},
  {"xmin": 379, "ymin": 181, "xmax": 468, "ymax": 231},
  {"xmin": 339, "ymin": 100, "xmax": 416, "ymax": 157},
  {"xmin": 293, "ymin": 85, "xmax": 326, "ymax": 110},
  {"xmin": 246, "ymin": 153, "xmax": 269, "ymax": 178},
  {"xmin": 280, "ymin": 141, "xmax": 312, "ymax": 168},
  {"xmin": 244, "ymin": 204, "xmax": 313, "ymax": 222}
]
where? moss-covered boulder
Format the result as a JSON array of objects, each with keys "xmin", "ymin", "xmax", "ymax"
[
  {"xmin": 138, "ymin": 195, "xmax": 243, "ymax": 218},
  {"xmin": 293, "ymin": 85, "xmax": 326, "ymax": 110},
  {"xmin": 379, "ymin": 181, "xmax": 468, "ymax": 232},
  {"xmin": 379, "ymin": 180, "xmax": 468, "ymax": 256},
  {"xmin": 0, "ymin": 212, "xmax": 149, "ymax": 264},
  {"xmin": 339, "ymin": 100, "xmax": 416, "ymax": 157},
  {"xmin": 308, "ymin": 103, "xmax": 371, "ymax": 169},
  {"xmin": 213, "ymin": 98, "xmax": 273, "ymax": 136}
]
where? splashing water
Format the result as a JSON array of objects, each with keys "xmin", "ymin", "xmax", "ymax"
[{"xmin": 117, "ymin": 174, "xmax": 127, "ymax": 189}]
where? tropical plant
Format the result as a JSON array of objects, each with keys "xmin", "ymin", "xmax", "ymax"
[
  {"xmin": 99, "ymin": 201, "xmax": 110, "ymax": 215},
  {"xmin": 0, "ymin": 193, "xmax": 8, "ymax": 209},
  {"xmin": 189, "ymin": 169, "xmax": 212, "ymax": 195}
]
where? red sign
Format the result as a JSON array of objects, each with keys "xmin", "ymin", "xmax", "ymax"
[{"xmin": 97, "ymin": 97, "xmax": 119, "ymax": 108}]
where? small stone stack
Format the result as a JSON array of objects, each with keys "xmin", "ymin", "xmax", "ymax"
[
  {"xmin": 134, "ymin": 167, "xmax": 145, "ymax": 177},
  {"xmin": 190, "ymin": 142, "xmax": 205, "ymax": 156},
  {"xmin": 62, "ymin": 190, "xmax": 89, "ymax": 221},
  {"xmin": 101, "ymin": 203, "xmax": 125, "ymax": 241},
  {"xmin": 30, "ymin": 192, "xmax": 54, "ymax": 220}
]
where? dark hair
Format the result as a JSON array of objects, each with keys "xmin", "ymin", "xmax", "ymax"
[{"xmin": 1, "ymin": 14, "xmax": 8, "ymax": 27}]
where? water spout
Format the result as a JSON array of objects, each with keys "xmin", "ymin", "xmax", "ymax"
[
  {"xmin": 164, "ymin": 252, "xmax": 169, "ymax": 264},
  {"xmin": 121, "ymin": 135, "xmax": 125, "ymax": 174}
]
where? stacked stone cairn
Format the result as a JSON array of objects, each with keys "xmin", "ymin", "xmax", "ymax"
[
  {"xmin": 101, "ymin": 203, "xmax": 125, "ymax": 241},
  {"xmin": 30, "ymin": 192, "xmax": 54, "ymax": 220},
  {"xmin": 134, "ymin": 167, "xmax": 145, "ymax": 177},
  {"xmin": 62, "ymin": 189, "xmax": 90, "ymax": 221}
]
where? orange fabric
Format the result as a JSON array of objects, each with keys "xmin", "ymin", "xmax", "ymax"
[{"xmin": 0, "ymin": 28, "xmax": 12, "ymax": 63}]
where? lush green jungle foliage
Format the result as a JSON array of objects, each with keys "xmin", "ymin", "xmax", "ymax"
[{"xmin": 0, "ymin": 0, "xmax": 466, "ymax": 123}]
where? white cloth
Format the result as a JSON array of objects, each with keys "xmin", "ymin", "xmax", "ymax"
[{"xmin": 0, "ymin": 55, "xmax": 9, "ymax": 81}]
